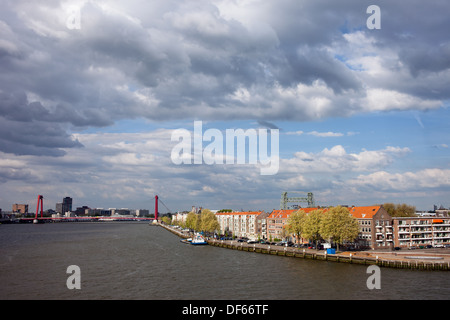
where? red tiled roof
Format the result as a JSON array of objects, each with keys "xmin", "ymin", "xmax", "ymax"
[
  {"xmin": 268, "ymin": 209, "xmax": 296, "ymax": 219},
  {"xmin": 268, "ymin": 208, "xmax": 326, "ymax": 219},
  {"xmin": 217, "ymin": 206, "xmax": 382, "ymax": 219},
  {"xmin": 347, "ymin": 206, "xmax": 381, "ymax": 219},
  {"xmin": 215, "ymin": 211, "xmax": 263, "ymax": 216}
]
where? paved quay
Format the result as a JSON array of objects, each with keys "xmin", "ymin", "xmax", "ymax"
[{"xmin": 344, "ymin": 250, "xmax": 450, "ymax": 263}]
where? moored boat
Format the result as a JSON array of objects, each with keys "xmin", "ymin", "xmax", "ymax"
[{"xmin": 190, "ymin": 233, "xmax": 208, "ymax": 245}]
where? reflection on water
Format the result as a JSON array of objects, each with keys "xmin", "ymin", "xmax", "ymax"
[{"xmin": 0, "ymin": 222, "xmax": 448, "ymax": 300}]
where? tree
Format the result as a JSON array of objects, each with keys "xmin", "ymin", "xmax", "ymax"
[
  {"xmin": 161, "ymin": 216, "xmax": 171, "ymax": 225},
  {"xmin": 199, "ymin": 209, "xmax": 220, "ymax": 233},
  {"xmin": 382, "ymin": 203, "xmax": 416, "ymax": 217},
  {"xmin": 320, "ymin": 206, "xmax": 359, "ymax": 251},
  {"xmin": 302, "ymin": 209, "xmax": 323, "ymax": 247},
  {"xmin": 382, "ymin": 203, "xmax": 396, "ymax": 216},
  {"xmin": 285, "ymin": 210, "xmax": 307, "ymax": 243},
  {"xmin": 185, "ymin": 212, "xmax": 198, "ymax": 230},
  {"xmin": 396, "ymin": 203, "xmax": 416, "ymax": 217}
]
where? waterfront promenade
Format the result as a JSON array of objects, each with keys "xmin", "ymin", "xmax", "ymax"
[{"xmin": 158, "ymin": 223, "xmax": 450, "ymax": 271}]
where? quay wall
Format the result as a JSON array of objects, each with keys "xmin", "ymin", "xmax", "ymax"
[{"xmin": 156, "ymin": 223, "xmax": 450, "ymax": 271}]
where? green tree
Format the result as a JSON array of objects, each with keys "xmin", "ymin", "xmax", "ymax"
[
  {"xmin": 199, "ymin": 209, "xmax": 220, "ymax": 233},
  {"xmin": 382, "ymin": 203, "xmax": 416, "ymax": 217},
  {"xmin": 285, "ymin": 210, "xmax": 307, "ymax": 243},
  {"xmin": 396, "ymin": 203, "xmax": 416, "ymax": 217},
  {"xmin": 320, "ymin": 206, "xmax": 359, "ymax": 251},
  {"xmin": 185, "ymin": 212, "xmax": 198, "ymax": 230},
  {"xmin": 302, "ymin": 209, "xmax": 323, "ymax": 247},
  {"xmin": 161, "ymin": 216, "xmax": 171, "ymax": 225},
  {"xmin": 382, "ymin": 203, "xmax": 396, "ymax": 216}
]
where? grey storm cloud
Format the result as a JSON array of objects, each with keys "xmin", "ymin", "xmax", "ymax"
[{"xmin": 0, "ymin": 0, "xmax": 449, "ymax": 155}]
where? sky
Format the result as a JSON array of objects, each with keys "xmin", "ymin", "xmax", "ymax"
[{"xmin": 0, "ymin": 0, "xmax": 449, "ymax": 213}]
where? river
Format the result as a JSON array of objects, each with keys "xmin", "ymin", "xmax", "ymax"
[{"xmin": 0, "ymin": 222, "xmax": 448, "ymax": 300}]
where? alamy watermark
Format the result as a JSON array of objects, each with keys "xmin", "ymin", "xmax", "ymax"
[
  {"xmin": 366, "ymin": 5, "xmax": 381, "ymax": 30},
  {"xmin": 366, "ymin": 265, "xmax": 381, "ymax": 290},
  {"xmin": 65, "ymin": 5, "xmax": 81, "ymax": 30},
  {"xmin": 170, "ymin": 121, "xmax": 279, "ymax": 175},
  {"xmin": 66, "ymin": 265, "xmax": 81, "ymax": 289}
]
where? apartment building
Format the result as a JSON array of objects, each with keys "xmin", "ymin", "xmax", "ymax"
[
  {"xmin": 12, "ymin": 204, "xmax": 28, "ymax": 214},
  {"xmin": 217, "ymin": 205, "xmax": 450, "ymax": 250},
  {"xmin": 265, "ymin": 206, "xmax": 394, "ymax": 249},
  {"xmin": 267, "ymin": 209, "xmax": 295, "ymax": 241},
  {"xmin": 348, "ymin": 206, "xmax": 392, "ymax": 249},
  {"xmin": 266, "ymin": 208, "xmax": 321, "ymax": 241},
  {"xmin": 256, "ymin": 211, "xmax": 270, "ymax": 239},
  {"xmin": 215, "ymin": 211, "xmax": 265, "ymax": 239},
  {"xmin": 393, "ymin": 216, "xmax": 450, "ymax": 248}
]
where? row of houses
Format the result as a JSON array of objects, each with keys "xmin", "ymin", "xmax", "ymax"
[{"xmin": 214, "ymin": 206, "xmax": 450, "ymax": 250}]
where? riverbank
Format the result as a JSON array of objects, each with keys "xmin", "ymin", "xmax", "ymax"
[{"xmin": 157, "ymin": 223, "xmax": 450, "ymax": 271}]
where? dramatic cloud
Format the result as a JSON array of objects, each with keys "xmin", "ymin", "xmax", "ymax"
[
  {"xmin": 1, "ymin": 0, "xmax": 449, "ymax": 154},
  {"xmin": 0, "ymin": 0, "xmax": 449, "ymax": 210}
]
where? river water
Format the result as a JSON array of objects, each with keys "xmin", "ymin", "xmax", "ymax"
[{"xmin": 0, "ymin": 222, "xmax": 449, "ymax": 300}]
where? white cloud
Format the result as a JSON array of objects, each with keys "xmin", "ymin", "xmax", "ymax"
[
  {"xmin": 362, "ymin": 89, "xmax": 442, "ymax": 112},
  {"xmin": 281, "ymin": 145, "xmax": 411, "ymax": 174},
  {"xmin": 307, "ymin": 131, "xmax": 344, "ymax": 137},
  {"xmin": 285, "ymin": 131, "xmax": 303, "ymax": 136},
  {"xmin": 347, "ymin": 168, "xmax": 450, "ymax": 191}
]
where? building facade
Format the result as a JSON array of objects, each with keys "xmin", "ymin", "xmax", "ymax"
[
  {"xmin": 56, "ymin": 197, "xmax": 72, "ymax": 214},
  {"xmin": 265, "ymin": 206, "xmax": 395, "ymax": 249},
  {"xmin": 210, "ymin": 205, "xmax": 450, "ymax": 250},
  {"xmin": 12, "ymin": 204, "xmax": 28, "ymax": 214},
  {"xmin": 266, "ymin": 208, "xmax": 326, "ymax": 242},
  {"xmin": 348, "ymin": 206, "xmax": 393, "ymax": 249},
  {"xmin": 266, "ymin": 209, "xmax": 295, "ymax": 241},
  {"xmin": 393, "ymin": 216, "xmax": 450, "ymax": 248},
  {"xmin": 215, "ymin": 211, "xmax": 265, "ymax": 239},
  {"xmin": 256, "ymin": 211, "xmax": 270, "ymax": 239}
]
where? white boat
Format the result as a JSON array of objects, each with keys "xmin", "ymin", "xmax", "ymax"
[{"xmin": 190, "ymin": 233, "xmax": 208, "ymax": 245}]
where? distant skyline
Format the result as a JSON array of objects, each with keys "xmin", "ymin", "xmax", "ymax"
[{"xmin": 1, "ymin": 1, "xmax": 449, "ymax": 212}]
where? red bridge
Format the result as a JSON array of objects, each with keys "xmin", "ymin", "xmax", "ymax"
[{"xmin": 19, "ymin": 195, "xmax": 164, "ymax": 223}]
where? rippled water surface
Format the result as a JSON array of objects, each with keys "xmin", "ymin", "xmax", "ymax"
[{"xmin": 1, "ymin": 222, "xmax": 448, "ymax": 300}]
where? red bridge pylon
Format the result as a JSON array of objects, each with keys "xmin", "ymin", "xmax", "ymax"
[{"xmin": 34, "ymin": 195, "xmax": 44, "ymax": 223}]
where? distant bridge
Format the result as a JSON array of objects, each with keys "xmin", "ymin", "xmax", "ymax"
[
  {"xmin": 18, "ymin": 194, "xmax": 165, "ymax": 224},
  {"xmin": 18, "ymin": 216, "xmax": 154, "ymax": 223}
]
